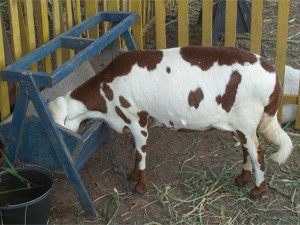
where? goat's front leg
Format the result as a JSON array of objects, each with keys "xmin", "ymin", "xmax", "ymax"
[{"xmin": 129, "ymin": 126, "xmax": 148, "ymax": 194}]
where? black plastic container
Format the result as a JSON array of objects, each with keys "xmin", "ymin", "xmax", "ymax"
[{"xmin": 0, "ymin": 166, "xmax": 54, "ymax": 225}]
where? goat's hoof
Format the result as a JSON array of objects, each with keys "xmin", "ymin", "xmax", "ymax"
[
  {"xmin": 234, "ymin": 170, "xmax": 252, "ymax": 187},
  {"xmin": 250, "ymin": 181, "xmax": 268, "ymax": 198},
  {"xmin": 134, "ymin": 183, "xmax": 146, "ymax": 194},
  {"xmin": 129, "ymin": 172, "xmax": 139, "ymax": 182}
]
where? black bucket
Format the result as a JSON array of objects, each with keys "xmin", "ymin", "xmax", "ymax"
[{"xmin": 0, "ymin": 166, "xmax": 54, "ymax": 225}]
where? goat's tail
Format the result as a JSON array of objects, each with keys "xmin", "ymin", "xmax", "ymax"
[{"xmin": 258, "ymin": 113, "xmax": 293, "ymax": 164}]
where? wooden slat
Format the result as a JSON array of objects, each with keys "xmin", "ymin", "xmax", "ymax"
[
  {"xmin": 250, "ymin": 0, "xmax": 263, "ymax": 54},
  {"xmin": 275, "ymin": 0, "xmax": 290, "ymax": 123},
  {"xmin": 53, "ymin": 0, "xmax": 63, "ymax": 68},
  {"xmin": 34, "ymin": 0, "xmax": 52, "ymax": 72},
  {"xmin": 131, "ymin": 0, "xmax": 143, "ymax": 49},
  {"xmin": 74, "ymin": 0, "xmax": 82, "ymax": 25},
  {"xmin": 296, "ymin": 82, "xmax": 300, "ymax": 129},
  {"xmin": 85, "ymin": 0, "xmax": 99, "ymax": 38},
  {"xmin": 17, "ymin": 1, "xmax": 28, "ymax": 56},
  {"xmin": 282, "ymin": 95, "xmax": 298, "ymax": 105},
  {"xmin": 225, "ymin": 0, "xmax": 237, "ymax": 47},
  {"xmin": 66, "ymin": 0, "xmax": 74, "ymax": 57},
  {"xmin": 108, "ymin": 0, "xmax": 121, "ymax": 49},
  {"xmin": 155, "ymin": 0, "xmax": 166, "ymax": 49},
  {"xmin": 9, "ymin": 0, "xmax": 22, "ymax": 60},
  {"xmin": 202, "ymin": 0, "xmax": 213, "ymax": 46},
  {"xmin": 178, "ymin": 0, "xmax": 189, "ymax": 47},
  {"xmin": 24, "ymin": 0, "xmax": 37, "ymax": 71},
  {"xmin": 0, "ymin": 12, "xmax": 10, "ymax": 120}
]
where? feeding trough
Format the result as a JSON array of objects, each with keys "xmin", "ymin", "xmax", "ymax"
[{"xmin": 0, "ymin": 11, "xmax": 138, "ymax": 216}]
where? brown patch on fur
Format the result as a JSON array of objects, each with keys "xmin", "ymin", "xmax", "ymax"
[
  {"xmin": 260, "ymin": 58, "xmax": 275, "ymax": 73},
  {"xmin": 115, "ymin": 106, "xmax": 131, "ymax": 124},
  {"xmin": 135, "ymin": 169, "xmax": 147, "ymax": 194},
  {"xmin": 236, "ymin": 130, "xmax": 247, "ymax": 145},
  {"xmin": 102, "ymin": 83, "xmax": 113, "ymax": 101},
  {"xmin": 216, "ymin": 71, "xmax": 242, "ymax": 112},
  {"xmin": 169, "ymin": 121, "xmax": 174, "ymax": 126},
  {"xmin": 250, "ymin": 181, "xmax": 268, "ymax": 198},
  {"xmin": 141, "ymin": 145, "xmax": 147, "ymax": 153},
  {"xmin": 257, "ymin": 146, "xmax": 265, "ymax": 171},
  {"xmin": 71, "ymin": 82, "xmax": 108, "ymax": 113},
  {"xmin": 166, "ymin": 67, "xmax": 171, "ymax": 73},
  {"xmin": 188, "ymin": 88, "xmax": 204, "ymax": 109},
  {"xmin": 180, "ymin": 46, "xmax": 257, "ymax": 71},
  {"xmin": 138, "ymin": 111, "xmax": 149, "ymax": 127},
  {"xmin": 130, "ymin": 151, "xmax": 142, "ymax": 181},
  {"xmin": 119, "ymin": 96, "xmax": 131, "ymax": 108},
  {"xmin": 235, "ymin": 169, "xmax": 252, "ymax": 187},
  {"xmin": 264, "ymin": 74, "xmax": 281, "ymax": 116},
  {"xmin": 141, "ymin": 131, "xmax": 147, "ymax": 137}
]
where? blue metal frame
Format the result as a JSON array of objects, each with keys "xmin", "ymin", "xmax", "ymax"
[{"xmin": 0, "ymin": 11, "xmax": 137, "ymax": 216}]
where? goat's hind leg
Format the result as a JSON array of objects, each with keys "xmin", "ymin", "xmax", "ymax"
[{"xmin": 236, "ymin": 130, "xmax": 267, "ymax": 198}]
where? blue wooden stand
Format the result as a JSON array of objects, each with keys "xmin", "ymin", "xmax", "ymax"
[{"xmin": 0, "ymin": 12, "xmax": 137, "ymax": 216}]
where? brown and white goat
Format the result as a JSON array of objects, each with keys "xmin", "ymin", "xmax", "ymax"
[{"xmin": 48, "ymin": 46, "xmax": 293, "ymax": 198}]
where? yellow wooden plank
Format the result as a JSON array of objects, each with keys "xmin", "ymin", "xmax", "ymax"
[
  {"xmin": 155, "ymin": 0, "xmax": 166, "ymax": 49},
  {"xmin": 296, "ymin": 81, "xmax": 300, "ymax": 129},
  {"xmin": 24, "ymin": 0, "xmax": 37, "ymax": 71},
  {"xmin": 53, "ymin": 0, "xmax": 63, "ymax": 68},
  {"xmin": 131, "ymin": 0, "xmax": 143, "ymax": 49},
  {"xmin": 0, "ymin": 12, "xmax": 10, "ymax": 120},
  {"xmin": 85, "ymin": 0, "xmax": 99, "ymax": 38},
  {"xmin": 202, "ymin": 0, "xmax": 213, "ymax": 46},
  {"xmin": 282, "ymin": 95, "xmax": 297, "ymax": 105},
  {"xmin": 39, "ymin": 0, "xmax": 52, "ymax": 72},
  {"xmin": 66, "ymin": 0, "xmax": 75, "ymax": 57},
  {"xmin": 74, "ymin": 0, "xmax": 82, "ymax": 25},
  {"xmin": 9, "ymin": 0, "xmax": 22, "ymax": 60},
  {"xmin": 178, "ymin": 0, "xmax": 189, "ymax": 47},
  {"xmin": 275, "ymin": 0, "xmax": 290, "ymax": 123},
  {"xmin": 17, "ymin": 1, "xmax": 28, "ymax": 56},
  {"xmin": 225, "ymin": 0, "xmax": 237, "ymax": 47},
  {"xmin": 108, "ymin": 0, "xmax": 121, "ymax": 49},
  {"xmin": 250, "ymin": 0, "xmax": 263, "ymax": 54}
]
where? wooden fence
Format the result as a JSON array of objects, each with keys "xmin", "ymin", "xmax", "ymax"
[{"xmin": 0, "ymin": 0, "xmax": 299, "ymax": 128}]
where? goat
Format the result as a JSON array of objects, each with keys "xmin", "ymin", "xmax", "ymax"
[{"xmin": 48, "ymin": 46, "xmax": 293, "ymax": 198}]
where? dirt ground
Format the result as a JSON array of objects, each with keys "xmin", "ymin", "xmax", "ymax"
[{"xmin": 49, "ymin": 1, "xmax": 300, "ymax": 224}]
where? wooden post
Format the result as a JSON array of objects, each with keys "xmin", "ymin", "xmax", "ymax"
[
  {"xmin": 155, "ymin": 0, "xmax": 166, "ymax": 49},
  {"xmin": 275, "ymin": 0, "xmax": 290, "ymax": 124},
  {"xmin": 225, "ymin": 0, "xmax": 237, "ymax": 47},
  {"xmin": 250, "ymin": 0, "xmax": 263, "ymax": 54},
  {"xmin": 131, "ymin": 0, "xmax": 143, "ymax": 49},
  {"xmin": 85, "ymin": 0, "xmax": 99, "ymax": 38}
]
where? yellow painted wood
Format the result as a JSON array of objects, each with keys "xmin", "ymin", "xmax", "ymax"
[
  {"xmin": 66, "ymin": 0, "xmax": 75, "ymax": 57},
  {"xmin": 225, "ymin": 0, "xmax": 237, "ymax": 47},
  {"xmin": 9, "ymin": 0, "xmax": 22, "ymax": 60},
  {"xmin": 275, "ymin": 0, "xmax": 290, "ymax": 123},
  {"xmin": 202, "ymin": 0, "xmax": 213, "ymax": 46},
  {"xmin": 17, "ymin": 1, "xmax": 29, "ymax": 56},
  {"xmin": 0, "ymin": 12, "xmax": 10, "ymax": 120},
  {"xmin": 74, "ymin": 0, "xmax": 82, "ymax": 25},
  {"xmin": 53, "ymin": 0, "xmax": 63, "ymax": 68},
  {"xmin": 131, "ymin": 0, "xmax": 143, "ymax": 49},
  {"xmin": 282, "ymin": 95, "xmax": 297, "ymax": 105},
  {"xmin": 85, "ymin": 0, "xmax": 99, "ymax": 38},
  {"xmin": 34, "ymin": 0, "xmax": 52, "ymax": 72},
  {"xmin": 102, "ymin": 0, "xmax": 108, "ymax": 33},
  {"xmin": 155, "ymin": 0, "xmax": 166, "ymax": 49},
  {"xmin": 296, "ymin": 82, "xmax": 300, "ymax": 129},
  {"xmin": 108, "ymin": 0, "xmax": 121, "ymax": 49},
  {"xmin": 178, "ymin": 0, "xmax": 189, "ymax": 47},
  {"xmin": 250, "ymin": 0, "xmax": 263, "ymax": 54},
  {"xmin": 24, "ymin": 0, "xmax": 37, "ymax": 71}
]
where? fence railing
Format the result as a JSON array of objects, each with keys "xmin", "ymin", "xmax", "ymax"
[{"xmin": 0, "ymin": 0, "xmax": 299, "ymax": 128}]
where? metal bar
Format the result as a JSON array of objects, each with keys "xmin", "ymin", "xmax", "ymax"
[{"xmin": 122, "ymin": 30, "xmax": 137, "ymax": 50}]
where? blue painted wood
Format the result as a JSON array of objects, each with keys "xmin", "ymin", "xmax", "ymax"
[
  {"xmin": 0, "ymin": 11, "xmax": 137, "ymax": 216},
  {"xmin": 60, "ymin": 37, "xmax": 95, "ymax": 51}
]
